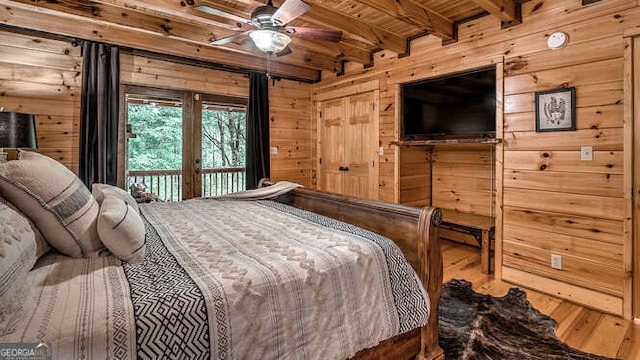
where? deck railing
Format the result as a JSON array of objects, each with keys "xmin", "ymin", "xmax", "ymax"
[{"xmin": 127, "ymin": 167, "xmax": 246, "ymax": 201}]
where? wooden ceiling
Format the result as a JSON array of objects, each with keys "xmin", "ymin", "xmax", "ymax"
[{"xmin": 0, "ymin": 0, "xmax": 522, "ymax": 82}]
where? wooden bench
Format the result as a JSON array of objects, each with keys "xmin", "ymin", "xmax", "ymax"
[{"xmin": 439, "ymin": 209, "xmax": 495, "ymax": 274}]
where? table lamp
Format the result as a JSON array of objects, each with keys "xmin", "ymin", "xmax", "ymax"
[{"xmin": 0, "ymin": 111, "xmax": 38, "ymax": 163}]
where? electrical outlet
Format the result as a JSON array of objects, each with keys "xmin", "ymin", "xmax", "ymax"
[
  {"xmin": 551, "ymin": 254, "xmax": 562, "ymax": 270},
  {"xmin": 269, "ymin": 147, "xmax": 278, "ymax": 155},
  {"xmin": 378, "ymin": 146, "xmax": 384, "ymax": 156},
  {"xmin": 580, "ymin": 146, "xmax": 593, "ymax": 161}
]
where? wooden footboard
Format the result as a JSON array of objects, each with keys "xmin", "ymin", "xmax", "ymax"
[{"xmin": 274, "ymin": 188, "xmax": 444, "ymax": 360}]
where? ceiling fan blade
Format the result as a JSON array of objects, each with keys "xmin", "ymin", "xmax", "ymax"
[
  {"xmin": 285, "ymin": 27, "xmax": 343, "ymax": 42},
  {"xmin": 271, "ymin": 0, "xmax": 311, "ymax": 25},
  {"xmin": 275, "ymin": 46, "xmax": 293, "ymax": 57},
  {"xmin": 210, "ymin": 31, "xmax": 251, "ymax": 46},
  {"xmin": 195, "ymin": 5, "xmax": 251, "ymax": 25}
]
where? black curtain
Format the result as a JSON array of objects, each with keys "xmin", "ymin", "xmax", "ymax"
[
  {"xmin": 79, "ymin": 42, "xmax": 120, "ymax": 189},
  {"xmin": 245, "ymin": 72, "xmax": 270, "ymax": 190}
]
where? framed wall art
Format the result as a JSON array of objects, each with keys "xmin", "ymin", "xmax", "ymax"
[{"xmin": 535, "ymin": 87, "xmax": 575, "ymax": 132}]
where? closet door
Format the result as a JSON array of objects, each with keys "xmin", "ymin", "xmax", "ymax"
[
  {"xmin": 318, "ymin": 91, "xmax": 378, "ymax": 200},
  {"xmin": 319, "ymin": 98, "xmax": 345, "ymax": 195},
  {"xmin": 343, "ymin": 92, "xmax": 378, "ymax": 200}
]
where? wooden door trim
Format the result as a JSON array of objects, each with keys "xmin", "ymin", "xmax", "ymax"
[
  {"xmin": 313, "ymin": 80, "xmax": 379, "ymax": 102},
  {"xmin": 494, "ymin": 59, "xmax": 505, "ymax": 280},
  {"xmin": 123, "ymin": 85, "xmax": 185, "ymax": 99},
  {"xmin": 182, "ymin": 92, "xmax": 199, "ymax": 199},
  {"xmin": 627, "ymin": 35, "xmax": 639, "ymax": 319},
  {"xmin": 372, "ymin": 90, "xmax": 380, "ymax": 200},
  {"xmin": 317, "ymin": 97, "xmax": 346, "ymax": 194},
  {"xmin": 120, "ymin": 85, "xmax": 186, "ymax": 194}
]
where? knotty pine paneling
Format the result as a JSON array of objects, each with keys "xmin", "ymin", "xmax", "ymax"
[
  {"xmin": 505, "ymin": 105, "xmax": 623, "ymax": 133},
  {"xmin": 502, "ymin": 241, "xmax": 625, "ymax": 297},
  {"xmin": 431, "ymin": 147, "xmax": 495, "ymax": 218},
  {"xmin": 121, "ymin": 54, "xmax": 313, "ymax": 186},
  {"xmin": 503, "ymin": 207, "xmax": 623, "ymax": 245},
  {"xmin": 312, "ymin": 0, "xmax": 639, "ymax": 315},
  {"xmin": 1, "ymin": 31, "xmax": 312, "ymax": 188},
  {"xmin": 0, "ymin": 30, "xmax": 81, "ymax": 172},
  {"xmin": 121, "ymin": 54, "xmax": 312, "ymax": 186},
  {"xmin": 399, "ymin": 146, "xmax": 430, "ymax": 207},
  {"xmin": 502, "ymin": 55, "xmax": 627, "ymax": 316},
  {"xmin": 269, "ymin": 79, "xmax": 312, "ymax": 187},
  {"xmin": 120, "ymin": 54, "xmax": 249, "ymax": 98}
]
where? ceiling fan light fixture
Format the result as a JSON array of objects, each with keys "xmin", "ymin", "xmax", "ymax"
[{"xmin": 250, "ymin": 29, "xmax": 291, "ymax": 54}]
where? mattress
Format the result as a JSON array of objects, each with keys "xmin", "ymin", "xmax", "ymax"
[{"xmin": 2, "ymin": 199, "xmax": 430, "ymax": 360}]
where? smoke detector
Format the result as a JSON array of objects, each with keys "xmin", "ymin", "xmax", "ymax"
[{"xmin": 547, "ymin": 32, "xmax": 569, "ymax": 50}]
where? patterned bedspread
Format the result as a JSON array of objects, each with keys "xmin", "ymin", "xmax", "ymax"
[{"xmin": 2, "ymin": 199, "xmax": 430, "ymax": 360}]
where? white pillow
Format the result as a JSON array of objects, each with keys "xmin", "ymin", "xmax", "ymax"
[
  {"xmin": 92, "ymin": 183, "xmax": 139, "ymax": 213},
  {"xmin": 0, "ymin": 151, "xmax": 103, "ymax": 258},
  {"xmin": 0, "ymin": 200, "xmax": 37, "ymax": 334},
  {"xmin": 97, "ymin": 195, "xmax": 146, "ymax": 263}
]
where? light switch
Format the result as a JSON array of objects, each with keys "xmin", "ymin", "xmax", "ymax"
[
  {"xmin": 580, "ymin": 146, "xmax": 592, "ymax": 161},
  {"xmin": 551, "ymin": 254, "xmax": 562, "ymax": 270},
  {"xmin": 378, "ymin": 146, "xmax": 384, "ymax": 156},
  {"xmin": 270, "ymin": 147, "xmax": 278, "ymax": 155}
]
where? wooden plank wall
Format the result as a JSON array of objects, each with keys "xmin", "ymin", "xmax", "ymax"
[
  {"xmin": 269, "ymin": 79, "xmax": 312, "ymax": 186},
  {"xmin": 431, "ymin": 146, "xmax": 494, "ymax": 217},
  {"xmin": 0, "ymin": 32, "xmax": 312, "ymax": 187},
  {"xmin": 312, "ymin": 0, "xmax": 639, "ymax": 316},
  {"xmin": 0, "ymin": 31, "xmax": 81, "ymax": 172},
  {"xmin": 399, "ymin": 146, "xmax": 431, "ymax": 207},
  {"xmin": 121, "ymin": 54, "xmax": 312, "ymax": 186},
  {"xmin": 120, "ymin": 54, "xmax": 249, "ymax": 98}
]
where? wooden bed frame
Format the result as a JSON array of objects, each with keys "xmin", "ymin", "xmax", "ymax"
[{"xmin": 274, "ymin": 187, "xmax": 444, "ymax": 360}]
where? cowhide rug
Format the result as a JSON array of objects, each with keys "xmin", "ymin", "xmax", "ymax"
[{"xmin": 439, "ymin": 279, "xmax": 614, "ymax": 360}]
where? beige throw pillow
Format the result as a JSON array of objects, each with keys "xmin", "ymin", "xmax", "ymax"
[
  {"xmin": 97, "ymin": 195, "xmax": 146, "ymax": 263},
  {"xmin": 0, "ymin": 151, "xmax": 103, "ymax": 258},
  {"xmin": 92, "ymin": 183, "xmax": 139, "ymax": 213}
]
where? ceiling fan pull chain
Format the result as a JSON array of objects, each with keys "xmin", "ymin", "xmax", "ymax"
[{"xmin": 267, "ymin": 52, "xmax": 272, "ymax": 79}]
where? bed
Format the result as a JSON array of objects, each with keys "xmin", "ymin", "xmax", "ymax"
[{"xmin": 0, "ymin": 151, "xmax": 444, "ymax": 360}]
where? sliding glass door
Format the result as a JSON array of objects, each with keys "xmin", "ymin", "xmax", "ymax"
[
  {"xmin": 201, "ymin": 99, "xmax": 247, "ymax": 197},
  {"xmin": 123, "ymin": 86, "xmax": 247, "ymax": 200},
  {"xmin": 126, "ymin": 89, "xmax": 184, "ymax": 201}
]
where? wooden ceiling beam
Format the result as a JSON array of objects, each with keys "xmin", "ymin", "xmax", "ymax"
[
  {"xmin": 196, "ymin": 0, "xmax": 255, "ymax": 20},
  {"xmin": 469, "ymin": 0, "xmax": 519, "ymax": 25},
  {"xmin": 98, "ymin": 0, "xmax": 253, "ymax": 32},
  {"xmin": 296, "ymin": 38, "xmax": 372, "ymax": 65},
  {"xmin": 5, "ymin": 0, "xmax": 342, "ymax": 73},
  {"xmin": 299, "ymin": 1, "xmax": 408, "ymax": 54},
  {"xmin": 0, "ymin": 0, "xmax": 319, "ymax": 81},
  {"xmin": 7, "ymin": 0, "xmax": 227, "ymax": 44},
  {"xmin": 286, "ymin": 42, "xmax": 345, "ymax": 74},
  {"xmin": 353, "ymin": 0, "xmax": 455, "ymax": 42}
]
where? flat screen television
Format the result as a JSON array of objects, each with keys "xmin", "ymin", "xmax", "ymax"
[{"xmin": 401, "ymin": 67, "xmax": 496, "ymax": 138}]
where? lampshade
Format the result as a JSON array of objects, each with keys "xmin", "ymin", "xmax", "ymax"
[
  {"xmin": 0, "ymin": 112, "xmax": 38, "ymax": 149},
  {"xmin": 249, "ymin": 29, "xmax": 291, "ymax": 54}
]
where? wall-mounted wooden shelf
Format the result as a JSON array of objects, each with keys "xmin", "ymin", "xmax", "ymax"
[{"xmin": 392, "ymin": 138, "xmax": 502, "ymax": 146}]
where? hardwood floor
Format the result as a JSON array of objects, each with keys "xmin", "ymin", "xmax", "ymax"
[{"xmin": 441, "ymin": 239, "xmax": 640, "ymax": 359}]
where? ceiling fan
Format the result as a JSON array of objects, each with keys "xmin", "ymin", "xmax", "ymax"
[{"xmin": 196, "ymin": 0, "xmax": 343, "ymax": 55}]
